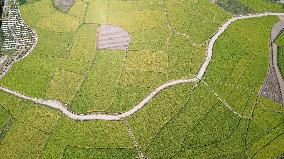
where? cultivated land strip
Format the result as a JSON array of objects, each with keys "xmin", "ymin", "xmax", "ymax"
[
  {"xmin": 1, "ymin": 13, "xmax": 284, "ymax": 120},
  {"xmin": 124, "ymin": 120, "xmax": 145, "ymax": 159},
  {"xmin": 202, "ymin": 80, "xmax": 252, "ymax": 119}
]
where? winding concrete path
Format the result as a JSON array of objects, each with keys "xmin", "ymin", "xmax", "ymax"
[
  {"xmin": 270, "ymin": 20, "xmax": 284, "ymax": 103},
  {"xmin": 1, "ymin": 13, "xmax": 284, "ymax": 121},
  {"xmin": 259, "ymin": 18, "xmax": 284, "ymax": 105}
]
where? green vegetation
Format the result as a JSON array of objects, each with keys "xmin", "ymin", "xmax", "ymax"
[
  {"xmin": 0, "ymin": 107, "xmax": 9, "ymax": 130},
  {"xmin": 129, "ymin": 15, "xmax": 284, "ymax": 158},
  {"xmin": 0, "ymin": 106, "xmax": 12, "ymax": 142},
  {"xmin": 0, "ymin": 0, "xmax": 284, "ymax": 158},
  {"xmin": 108, "ymin": 0, "xmax": 166, "ymax": 33},
  {"xmin": 167, "ymin": 0, "xmax": 230, "ymax": 44},
  {"xmin": 42, "ymin": 118, "xmax": 132, "ymax": 159},
  {"xmin": 0, "ymin": 92, "xmax": 62, "ymax": 158},
  {"xmin": 0, "ymin": 121, "xmax": 49, "ymax": 159},
  {"xmin": 63, "ymin": 147, "xmax": 137, "ymax": 159},
  {"xmin": 70, "ymin": 51, "xmax": 125, "ymax": 112},
  {"xmin": 0, "ymin": 28, "xmax": 74, "ymax": 97},
  {"xmin": 240, "ymin": 0, "xmax": 284, "ymax": 12},
  {"xmin": 276, "ymin": 31, "xmax": 284, "ymax": 78},
  {"xmin": 216, "ymin": 0, "xmax": 254, "ymax": 15},
  {"xmin": 46, "ymin": 69, "xmax": 84, "ymax": 104},
  {"xmin": 205, "ymin": 16, "xmax": 277, "ymax": 116},
  {"xmin": 0, "ymin": 91, "xmax": 133, "ymax": 159},
  {"xmin": 84, "ymin": 0, "xmax": 108, "ymax": 24},
  {"xmin": 168, "ymin": 35, "xmax": 206, "ymax": 79},
  {"xmin": 278, "ymin": 46, "xmax": 284, "ymax": 78},
  {"xmin": 124, "ymin": 51, "xmax": 168, "ymax": 72},
  {"xmin": 1, "ymin": 0, "xmax": 230, "ymax": 114},
  {"xmin": 217, "ymin": 0, "xmax": 284, "ymax": 15},
  {"xmin": 0, "ymin": 53, "xmax": 58, "ymax": 97},
  {"xmin": 129, "ymin": 27, "xmax": 170, "ymax": 51},
  {"xmin": 129, "ymin": 82, "xmax": 218, "ymax": 158}
]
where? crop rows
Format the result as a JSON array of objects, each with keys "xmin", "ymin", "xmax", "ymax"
[
  {"xmin": 0, "ymin": 0, "xmax": 231, "ymax": 114},
  {"xmin": 1, "ymin": 0, "xmax": 284, "ymax": 158},
  {"xmin": 128, "ymin": 14, "xmax": 284, "ymax": 158}
]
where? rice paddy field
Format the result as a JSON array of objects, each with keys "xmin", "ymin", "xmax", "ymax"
[{"xmin": 0, "ymin": 0, "xmax": 284, "ymax": 158}]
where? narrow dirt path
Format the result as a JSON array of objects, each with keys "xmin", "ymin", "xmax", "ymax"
[
  {"xmin": 1, "ymin": 13, "xmax": 284, "ymax": 121},
  {"xmin": 124, "ymin": 120, "xmax": 146, "ymax": 159}
]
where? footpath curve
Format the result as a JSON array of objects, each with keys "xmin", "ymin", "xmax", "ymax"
[
  {"xmin": 1, "ymin": 13, "xmax": 284, "ymax": 121},
  {"xmin": 260, "ymin": 20, "xmax": 284, "ymax": 104}
]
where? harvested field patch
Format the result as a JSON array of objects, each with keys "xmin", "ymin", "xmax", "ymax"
[
  {"xmin": 97, "ymin": 25, "xmax": 131, "ymax": 51},
  {"xmin": 260, "ymin": 67, "xmax": 283, "ymax": 104},
  {"xmin": 53, "ymin": 0, "xmax": 75, "ymax": 12}
]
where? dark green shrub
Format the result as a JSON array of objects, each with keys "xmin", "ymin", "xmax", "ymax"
[{"xmin": 216, "ymin": 0, "xmax": 254, "ymax": 15}]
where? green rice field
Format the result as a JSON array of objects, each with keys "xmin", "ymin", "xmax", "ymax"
[{"xmin": 0, "ymin": 0, "xmax": 284, "ymax": 158}]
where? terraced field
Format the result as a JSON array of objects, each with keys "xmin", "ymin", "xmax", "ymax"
[{"xmin": 0, "ymin": 0, "xmax": 284, "ymax": 158}]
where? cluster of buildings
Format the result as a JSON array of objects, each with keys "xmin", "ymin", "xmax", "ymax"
[{"xmin": 0, "ymin": 0, "xmax": 37, "ymax": 78}]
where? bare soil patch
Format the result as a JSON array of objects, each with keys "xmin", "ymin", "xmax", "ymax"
[
  {"xmin": 260, "ymin": 66, "xmax": 283, "ymax": 104},
  {"xmin": 53, "ymin": 0, "xmax": 75, "ymax": 12},
  {"xmin": 97, "ymin": 25, "xmax": 131, "ymax": 51}
]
